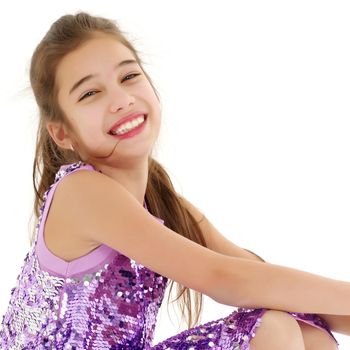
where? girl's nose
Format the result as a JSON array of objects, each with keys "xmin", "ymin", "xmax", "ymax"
[{"xmin": 109, "ymin": 86, "xmax": 136, "ymax": 113}]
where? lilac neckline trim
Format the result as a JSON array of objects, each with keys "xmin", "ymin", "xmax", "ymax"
[{"xmin": 35, "ymin": 163, "xmax": 164, "ymax": 278}]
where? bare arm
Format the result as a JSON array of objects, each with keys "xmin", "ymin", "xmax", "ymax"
[
  {"xmin": 241, "ymin": 249, "xmax": 350, "ymax": 335},
  {"xmin": 241, "ymin": 249, "xmax": 350, "ymax": 334},
  {"xmin": 213, "ymin": 255, "xmax": 350, "ymax": 315},
  {"xmin": 179, "ymin": 195, "xmax": 350, "ymax": 333},
  {"xmin": 57, "ymin": 172, "xmax": 350, "ymax": 315}
]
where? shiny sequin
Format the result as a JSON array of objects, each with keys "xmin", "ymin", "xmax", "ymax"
[{"xmin": 0, "ymin": 162, "xmax": 339, "ymax": 349}]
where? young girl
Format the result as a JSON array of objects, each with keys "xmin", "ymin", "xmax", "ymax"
[{"xmin": 0, "ymin": 11, "xmax": 349, "ymax": 350}]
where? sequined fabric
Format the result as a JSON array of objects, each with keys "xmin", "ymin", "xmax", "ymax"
[
  {"xmin": 0, "ymin": 162, "xmax": 339, "ymax": 349},
  {"xmin": 152, "ymin": 308, "xmax": 266, "ymax": 350}
]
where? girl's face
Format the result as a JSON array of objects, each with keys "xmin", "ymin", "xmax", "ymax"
[{"xmin": 54, "ymin": 33, "xmax": 161, "ymax": 167}]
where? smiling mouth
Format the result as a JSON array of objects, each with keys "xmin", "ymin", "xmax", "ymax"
[{"xmin": 108, "ymin": 115, "xmax": 147, "ymax": 136}]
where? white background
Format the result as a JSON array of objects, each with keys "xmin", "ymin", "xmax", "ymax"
[{"xmin": 0, "ymin": 0, "xmax": 349, "ymax": 347}]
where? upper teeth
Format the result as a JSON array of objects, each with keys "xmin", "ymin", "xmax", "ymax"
[{"xmin": 110, "ymin": 116, "xmax": 145, "ymax": 135}]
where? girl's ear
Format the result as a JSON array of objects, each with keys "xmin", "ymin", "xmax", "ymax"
[{"xmin": 46, "ymin": 121, "xmax": 72, "ymax": 150}]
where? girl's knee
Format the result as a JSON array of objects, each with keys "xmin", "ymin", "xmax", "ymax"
[
  {"xmin": 250, "ymin": 310, "xmax": 305, "ymax": 350},
  {"xmin": 298, "ymin": 321, "xmax": 338, "ymax": 350}
]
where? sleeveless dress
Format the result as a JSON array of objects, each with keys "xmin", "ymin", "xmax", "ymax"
[{"xmin": 0, "ymin": 161, "xmax": 339, "ymax": 349}]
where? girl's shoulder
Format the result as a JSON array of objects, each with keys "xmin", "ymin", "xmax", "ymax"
[
  {"xmin": 44, "ymin": 161, "xmax": 103, "ymax": 202},
  {"xmin": 51, "ymin": 161, "xmax": 111, "ymax": 201},
  {"xmin": 42, "ymin": 161, "xmax": 104, "ymax": 262}
]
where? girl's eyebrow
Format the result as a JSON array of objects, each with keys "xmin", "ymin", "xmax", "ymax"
[{"xmin": 68, "ymin": 59, "xmax": 137, "ymax": 96}]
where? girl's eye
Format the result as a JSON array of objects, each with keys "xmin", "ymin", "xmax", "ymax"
[
  {"xmin": 78, "ymin": 73, "xmax": 141, "ymax": 101},
  {"xmin": 79, "ymin": 90, "xmax": 97, "ymax": 101},
  {"xmin": 121, "ymin": 73, "xmax": 141, "ymax": 82}
]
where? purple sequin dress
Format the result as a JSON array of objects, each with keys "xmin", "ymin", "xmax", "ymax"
[{"xmin": 0, "ymin": 162, "xmax": 339, "ymax": 349}]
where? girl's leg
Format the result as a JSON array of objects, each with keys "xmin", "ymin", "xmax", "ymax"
[
  {"xmin": 249, "ymin": 310, "xmax": 305, "ymax": 350},
  {"xmin": 298, "ymin": 321, "xmax": 338, "ymax": 350}
]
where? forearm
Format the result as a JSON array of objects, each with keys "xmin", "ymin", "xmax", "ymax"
[
  {"xmin": 242, "ymin": 248, "xmax": 350, "ymax": 334},
  {"xmin": 213, "ymin": 255, "xmax": 350, "ymax": 315}
]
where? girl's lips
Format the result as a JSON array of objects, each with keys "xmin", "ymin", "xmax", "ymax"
[
  {"xmin": 109, "ymin": 112, "xmax": 147, "ymax": 134},
  {"xmin": 109, "ymin": 115, "xmax": 147, "ymax": 139}
]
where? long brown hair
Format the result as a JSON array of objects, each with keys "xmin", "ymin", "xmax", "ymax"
[{"xmin": 29, "ymin": 11, "xmax": 208, "ymax": 329}]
